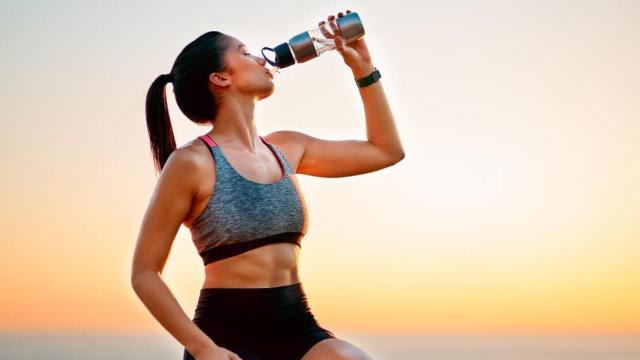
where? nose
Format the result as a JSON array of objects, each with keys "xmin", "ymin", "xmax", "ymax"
[{"xmin": 253, "ymin": 54, "xmax": 267, "ymax": 67}]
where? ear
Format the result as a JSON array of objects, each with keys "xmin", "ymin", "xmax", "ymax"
[{"xmin": 209, "ymin": 71, "xmax": 231, "ymax": 88}]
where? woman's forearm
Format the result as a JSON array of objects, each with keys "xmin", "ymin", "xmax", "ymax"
[
  {"xmin": 131, "ymin": 271, "xmax": 216, "ymax": 357},
  {"xmin": 352, "ymin": 62, "xmax": 405, "ymax": 159}
]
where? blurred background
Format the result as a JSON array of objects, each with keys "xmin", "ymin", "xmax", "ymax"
[{"xmin": 1, "ymin": 0, "xmax": 638, "ymax": 358}]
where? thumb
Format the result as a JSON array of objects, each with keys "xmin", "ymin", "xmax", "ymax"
[{"xmin": 334, "ymin": 36, "xmax": 345, "ymax": 53}]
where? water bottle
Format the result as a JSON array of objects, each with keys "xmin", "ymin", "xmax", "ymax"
[{"xmin": 261, "ymin": 11, "xmax": 365, "ymax": 75}]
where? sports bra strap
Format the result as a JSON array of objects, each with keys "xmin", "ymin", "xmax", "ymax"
[
  {"xmin": 258, "ymin": 135, "xmax": 270, "ymax": 146},
  {"xmin": 199, "ymin": 134, "xmax": 217, "ymax": 147},
  {"xmin": 200, "ymin": 134, "xmax": 272, "ymax": 148}
]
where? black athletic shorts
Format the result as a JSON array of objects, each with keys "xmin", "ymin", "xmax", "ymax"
[{"xmin": 183, "ymin": 281, "xmax": 336, "ymax": 360}]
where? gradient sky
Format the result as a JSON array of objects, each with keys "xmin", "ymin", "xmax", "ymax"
[{"xmin": 1, "ymin": 0, "xmax": 638, "ymax": 337}]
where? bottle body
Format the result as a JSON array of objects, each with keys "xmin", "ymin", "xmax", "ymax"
[
  {"xmin": 307, "ymin": 27, "xmax": 337, "ymax": 55},
  {"xmin": 262, "ymin": 11, "xmax": 365, "ymax": 72}
]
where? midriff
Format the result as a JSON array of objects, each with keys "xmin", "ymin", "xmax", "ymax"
[{"xmin": 201, "ymin": 242, "xmax": 301, "ymax": 289}]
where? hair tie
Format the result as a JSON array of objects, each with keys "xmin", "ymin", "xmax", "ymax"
[{"xmin": 161, "ymin": 73, "xmax": 174, "ymax": 83}]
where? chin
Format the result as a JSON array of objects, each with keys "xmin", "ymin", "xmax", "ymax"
[{"xmin": 256, "ymin": 84, "xmax": 275, "ymax": 101}]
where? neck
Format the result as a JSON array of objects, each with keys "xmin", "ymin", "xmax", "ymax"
[{"xmin": 209, "ymin": 94, "xmax": 261, "ymax": 153}]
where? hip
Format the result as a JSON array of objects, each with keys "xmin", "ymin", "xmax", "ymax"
[{"xmin": 184, "ymin": 281, "xmax": 336, "ymax": 360}]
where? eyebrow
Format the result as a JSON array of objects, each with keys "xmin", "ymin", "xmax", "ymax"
[{"xmin": 237, "ymin": 43, "xmax": 246, "ymax": 50}]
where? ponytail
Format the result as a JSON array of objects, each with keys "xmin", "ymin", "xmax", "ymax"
[
  {"xmin": 145, "ymin": 73, "xmax": 177, "ymax": 175},
  {"xmin": 144, "ymin": 31, "xmax": 231, "ymax": 175}
]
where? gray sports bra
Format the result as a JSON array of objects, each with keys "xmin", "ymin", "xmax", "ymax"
[{"xmin": 189, "ymin": 133, "xmax": 308, "ymax": 265}]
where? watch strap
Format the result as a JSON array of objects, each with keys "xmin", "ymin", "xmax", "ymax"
[{"xmin": 355, "ymin": 67, "xmax": 381, "ymax": 87}]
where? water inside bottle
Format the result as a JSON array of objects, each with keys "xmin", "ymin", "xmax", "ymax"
[
  {"xmin": 308, "ymin": 26, "xmax": 337, "ymax": 56},
  {"xmin": 312, "ymin": 37, "xmax": 336, "ymax": 47},
  {"xmin": 311, "ymin": 37, "xmax": 336, "ymax": 56}
]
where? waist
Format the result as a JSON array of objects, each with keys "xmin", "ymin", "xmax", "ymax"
[
  {"xmin": 192, "ymin": 281, "xmax": 311, "ymax": 326},
  {"xmin": 202, "ymin": 242, "xmax": 301, "ymax": 289}
]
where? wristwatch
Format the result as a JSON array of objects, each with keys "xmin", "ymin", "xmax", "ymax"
[{"xmin": 355, "ymin": 67, "xmax": 381, "ymax": 88}]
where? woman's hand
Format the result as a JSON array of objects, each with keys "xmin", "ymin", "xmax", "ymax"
[
  {"xmin": 195, "ymin": 344, "xmax": 243, "ymax": 360},
  {"xmin": 318, "ymin": 10, "xmax": 375, "ymax": 78}
]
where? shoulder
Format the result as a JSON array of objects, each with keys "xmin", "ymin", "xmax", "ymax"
[
  {"xmin": 158, "ymin": 138, "xmax": 213, "ymax": 190},
  {"xmin": 263, "ymin": 130, "xmax": 310, "ymax": 145},
  {"xmin": 263, "ymin": 130, "xmax": 311, "ymax": 171},
  {"xmin": 169, "ymin": 138, "xmax": 211, "ymax": 170}
]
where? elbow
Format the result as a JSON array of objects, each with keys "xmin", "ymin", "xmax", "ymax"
[
  {"xmin": 390, "ymin": 150, "xmax": 405, "ymax": 164},
  {"xmin": 382, "ymin": 151, "xmax": 405, "ymax": 169},
  {"xmin": 130, "ymin": 272, "xmax": 143, "ymax": 290},
  {"xmin": 130, "ymin": 269, "xmax": 159, "ymax": 290}
]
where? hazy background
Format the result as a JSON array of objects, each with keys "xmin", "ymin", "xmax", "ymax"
[{"xmin": 1, "ymin": 0, "xmax": 639, "ymax": 357}]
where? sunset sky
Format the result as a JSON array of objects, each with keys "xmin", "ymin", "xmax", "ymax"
[{"xmin": 1, "ymin": 0, "xmax": 638, "ymax": 337}]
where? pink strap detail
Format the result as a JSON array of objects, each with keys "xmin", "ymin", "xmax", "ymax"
[
  {"xmin": 199, "ymin": 134, "xmax": 217, "ymax": 147},
  {"xmin": 259, "ymin": 136, "xmax": 286, "ymax": 175},
  {"xmin": 200, "ymin": 134, "xmax": 270, "ymax": 149}
]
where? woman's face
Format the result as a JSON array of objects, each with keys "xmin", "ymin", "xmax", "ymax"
[{"xmin": 210, "ymin": 36, "xmax": 274, "ymax": 101}]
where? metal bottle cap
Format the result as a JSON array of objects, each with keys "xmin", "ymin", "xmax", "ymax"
[
  {"xmin": 261, "ymin": 42, "xmax": 296, "ymax": 68},
  {"xmin": 336, "ymin": 12, "xmax": 365, "ymax": 43}
]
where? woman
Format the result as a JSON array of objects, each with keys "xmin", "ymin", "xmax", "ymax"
[{"xmin": 131, "ymin": 10, "xmax": 404, "ymax": 360}]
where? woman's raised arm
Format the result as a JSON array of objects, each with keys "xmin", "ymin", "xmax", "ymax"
[{"xmin": 265, "ymin": 11, "xmax": 404, "ymax": 178}]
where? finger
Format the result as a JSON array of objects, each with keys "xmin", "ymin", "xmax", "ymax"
[
  {"xmin": 317, "ymin": 20, "xmax": 332, "ymax": 38},
  {"xmin": 328, "ymin": 14, "xmax": 342, "ymax": 38},
  {"xmin": 326, "ymin": 14, "xmax": 336, "ymax": 37}
]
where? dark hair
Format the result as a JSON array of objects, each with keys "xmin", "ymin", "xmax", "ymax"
[{"xmin": 145, "ymin": 31, "xmax": 232, "ymax": 175}]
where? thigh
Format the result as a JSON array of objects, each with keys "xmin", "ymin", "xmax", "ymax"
[{"xmin": 301, "ymin": 338, "xmax": 375, "ymax": 360}]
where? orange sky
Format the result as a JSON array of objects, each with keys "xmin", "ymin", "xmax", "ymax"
[{"xmin": 1, "ymin": 1, "xmax": 638, "ymax": 336}]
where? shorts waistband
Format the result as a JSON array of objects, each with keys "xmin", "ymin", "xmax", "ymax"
[{"xmin": 198, "ymin": 281, "xmax": 305, "ymax": 301}]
